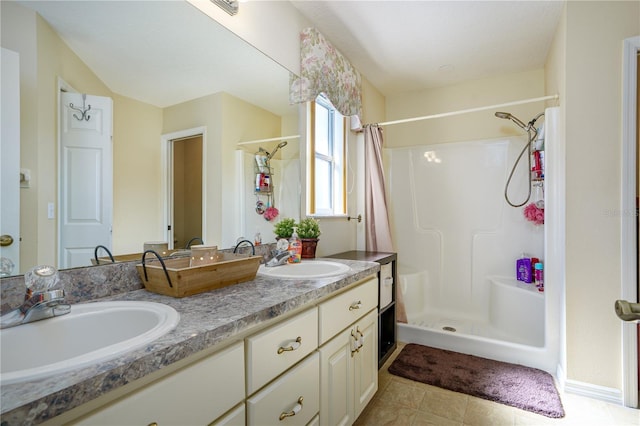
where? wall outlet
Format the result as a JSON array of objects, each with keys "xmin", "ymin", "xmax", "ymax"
[{"xmin": 47, "ymin": 202, "xmax": 55, "ymax": 219}]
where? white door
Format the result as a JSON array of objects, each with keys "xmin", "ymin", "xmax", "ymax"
[
  {"xmin": 0, "ymin": 48, "xmax": 20, "ymax": 276},
  {"xmin": 59, "ymin": 92, "xmax": 113, "ymax": 268}
]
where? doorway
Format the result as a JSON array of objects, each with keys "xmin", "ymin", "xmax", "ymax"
[
  {"xmin": 162, "ymin": 128, "xmax": 206, "ymax": 250},
  {"xmin": 172, "ymin": 135, "xmax": 203, "ymax": 249}
]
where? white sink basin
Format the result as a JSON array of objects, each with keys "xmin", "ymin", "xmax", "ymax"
[
  {"xmin": 0, "ymin": 301, "xmax": 180, "ymax": 385},
  {"xmin": 258, "ymin": 260, "xmax": 350, "ymax": 279}
]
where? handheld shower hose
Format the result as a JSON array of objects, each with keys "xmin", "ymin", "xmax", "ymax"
[{"xmin": 495, "ymin": 112, "xmax": 544, "ymax": 207}]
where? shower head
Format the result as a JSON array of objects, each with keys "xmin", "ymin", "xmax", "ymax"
[
  {"xmin": 266, "ymin": 141, "xmax": 288, "ymax": 161},
  {"xmin": 494, "ymin": 111, "xmax": 528, "ymax": 130}
]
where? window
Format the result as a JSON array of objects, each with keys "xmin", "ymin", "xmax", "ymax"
[{"xmin": 308, "ymin": 95, "xmax": 346, "ymax": 216}]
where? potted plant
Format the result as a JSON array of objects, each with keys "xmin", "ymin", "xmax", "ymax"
[
  {"xmin": 297, "ymin": 217, "xmax": 321, "ymax": 258},
  {"xmin": 273, "ymin": 217, "xmax": 296, "ymax": 239}
]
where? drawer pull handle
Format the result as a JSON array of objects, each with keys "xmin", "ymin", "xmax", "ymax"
[
  {"xmin": 351, "ymin": 328, "xmax": 365, "ymax": 356},
  {"xmin": 279, "ymin": 396, "xmax": 304, "ymax": 421},
  {"xmin": 148, "ymin": 423, "xmax": 158, "ymax": 426},
  {"xmin": 349, "ymin": 301, "xmax": 362, "ymax": 311},
  {"xmin": 277, "ymin": 336, "xmax": 302, "ymax": 354}
]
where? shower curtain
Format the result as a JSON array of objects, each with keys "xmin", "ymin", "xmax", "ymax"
[{"xmin": 364, "ymin": 124, "xmax": 407, "ymax": 322}]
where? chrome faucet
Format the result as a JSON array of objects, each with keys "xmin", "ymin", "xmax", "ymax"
[
  {"xmin": 264, "ymin": 239, "xmax": 293, "ymax": 267},
  {"xmin": 0, "ymin": 265, "xmax": 70, "ymax": 329},
  {"xmin": 265, "ymin": 250, "xmax": 292, "ymax": 267}
]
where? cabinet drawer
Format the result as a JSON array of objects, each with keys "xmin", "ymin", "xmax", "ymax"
[
  {"xmin": 247, "ymin": 352, "xmax": 319, "ymax": 426},
  {"xmin": 211, "ymin": 403, "xmax": 245, "ymax": 426},
  {"xmin": 246, "ymin": 308, "xmax": 318, "ymax": 394},
  {"xmin": 77, "ymin": 341, "xmax": 245, "ymax": 425},
  {"xmin": 318, "ymin": 278, "xmax": 377, "ymax": 344}
]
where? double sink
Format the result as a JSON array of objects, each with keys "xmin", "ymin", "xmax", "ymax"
[{"xmin": 0, "ymin": 260, "xmax": 350, "ymax": 386}]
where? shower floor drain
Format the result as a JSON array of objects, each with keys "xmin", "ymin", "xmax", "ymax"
[{"xmin": 442, "ymin": 326, "xmax": 457, "ymax": 332}]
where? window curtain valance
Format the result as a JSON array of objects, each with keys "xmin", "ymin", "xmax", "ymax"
[{"xmin": 290, "ymin": 28, "xmax": 362, "ymax": 119}]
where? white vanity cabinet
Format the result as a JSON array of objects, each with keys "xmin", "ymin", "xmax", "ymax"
[
  {"xmin": 63, "ymin": 275, "xmax": 378, "ymax": 426},
  {"xmin": 318, "ymin": 278, "xmax": 378, "ymax": 426},
  {"xmin": 74, "ymin": 341, "xmax": 245, "ymax": 426}
]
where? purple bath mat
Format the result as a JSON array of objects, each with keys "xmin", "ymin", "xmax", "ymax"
[{"xmin": 388, "ymin": 344, "xmax": 565, "ymax": 418}]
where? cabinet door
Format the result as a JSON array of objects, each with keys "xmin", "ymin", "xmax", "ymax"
[
  {"xmin": 353, "ymin": 310, "xmax": 378, "ymax": 419},
  {"xmin": 319, "ymin": 327, "xmax": 353, "ymax": 426},
  {"xmin": 77, "ymin": 342, "xmax": 245, "ymax": 425}
]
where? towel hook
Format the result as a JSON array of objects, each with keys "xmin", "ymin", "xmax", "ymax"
[{"xmin": 69, "ymin": 94, "xmax": 92, "ymax": 121}]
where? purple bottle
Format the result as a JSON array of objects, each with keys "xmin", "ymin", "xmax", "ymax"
[{"xmin": 516, "ymin": 256, "xmax": 532, "ymax": 283}]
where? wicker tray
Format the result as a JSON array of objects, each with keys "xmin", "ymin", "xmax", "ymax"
[{"xmin": 136, "ymin": 252, "xmax": 262, "ymax": 298}]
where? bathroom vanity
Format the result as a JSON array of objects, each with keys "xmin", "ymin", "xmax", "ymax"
[{"xmin": 0, "ymin": 258, "xmax": 379, "ymax": 425}]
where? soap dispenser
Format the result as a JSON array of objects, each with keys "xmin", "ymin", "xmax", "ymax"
[{"xmin": 288, "ymin": 227, "xmax": 302, "ymax": 263}]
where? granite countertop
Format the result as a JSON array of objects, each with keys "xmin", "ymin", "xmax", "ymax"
[{"xmin": 0, "ymin": 258, "xmax": 379, "ymax": 425}]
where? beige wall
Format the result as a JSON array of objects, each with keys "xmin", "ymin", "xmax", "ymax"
[
  {"xmin": 385, "ymin": 69, "xmax": 547, "ymax": 148},
  {"xmin": 557, "ymin": 1, "xmax": 639, "ymax": 392},
  {"xmin": 111, "ymin": 95, "xmax": 163, "ymax": 254},
  {"xmin": 361, "ymin": 77, "xmax": 386, "ymax": 125}
]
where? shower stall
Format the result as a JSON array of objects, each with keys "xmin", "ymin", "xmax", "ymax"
[{"xmin": 389, "ymin": 107, "xmax": 561, "ymax": 375}]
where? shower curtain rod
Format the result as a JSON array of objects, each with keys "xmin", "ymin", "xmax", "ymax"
[
  {"xmin": 237, "ymin": 134, "xmax": 300, "ymax": 146},
  {"xmin": 376, "ymin": 94, "xmax": 559, "ymax": 127}
]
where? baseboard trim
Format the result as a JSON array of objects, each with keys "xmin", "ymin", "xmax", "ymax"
[{"xmin": 564, "ymin": 379, "xmax": 623, "ymax": 405}]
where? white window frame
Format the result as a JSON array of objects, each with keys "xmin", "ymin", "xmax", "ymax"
[{"xmin": 307, "ymin": 95, "xmax": 346, "ymax": 216}]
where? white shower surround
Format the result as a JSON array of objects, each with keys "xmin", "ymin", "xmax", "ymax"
[{"xmin": 389, "ymin": 107, "xmax": 561, "ymax": 375}]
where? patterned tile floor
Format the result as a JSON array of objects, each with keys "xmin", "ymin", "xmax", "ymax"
[{"xmin": 355, "ymin": 343, "xmax": 640, "ymax": 426}]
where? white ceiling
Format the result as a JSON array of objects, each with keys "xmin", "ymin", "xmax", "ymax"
[
  {"xmin": 291, "ymin": 1, "xmax": 565, "ymax": 96},
  {"xmin": 19, "ymin": 0, "xmax": 565, "ymax": 112}
]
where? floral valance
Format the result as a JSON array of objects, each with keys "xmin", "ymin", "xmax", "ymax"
[{"xmin": 290, "ymin": 28, "xmax": 362, "ymax": 118}]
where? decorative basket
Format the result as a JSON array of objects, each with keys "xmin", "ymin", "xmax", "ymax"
[{"xmin": 136, "ymin": 252, "xmax": 262, "ymax": 298}]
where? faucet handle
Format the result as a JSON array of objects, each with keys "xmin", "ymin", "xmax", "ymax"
[{"xmin": 24, "ymin": 265, "xmax": 60, "ymax": 294}]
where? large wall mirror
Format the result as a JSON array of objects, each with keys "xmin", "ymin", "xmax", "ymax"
[{"xmin": 1, "ymin": 0, "xmax": 300, "ymax": 277}]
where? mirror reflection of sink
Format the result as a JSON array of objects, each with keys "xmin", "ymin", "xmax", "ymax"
[
  {"xmin": 258, "ymin": 260, "xmax": 350, "ymax": 279},
  {"xmin": 0, "ymin": 301, "xmax": 180, "ymax": 385}
]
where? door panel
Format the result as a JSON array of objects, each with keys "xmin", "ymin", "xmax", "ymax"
[{"xmin": 59, "ymin": 93, "xmax": 113, "ymax": 268}]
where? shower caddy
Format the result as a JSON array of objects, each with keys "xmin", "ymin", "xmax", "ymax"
[{"xmin": 253, "ymin": 149, "xmax": 275, "ymax": 218}]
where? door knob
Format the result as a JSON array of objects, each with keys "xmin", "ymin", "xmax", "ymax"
[
  {"xmin": 0, "ymin": 235, "xmax": 14, "ymax": 247},
  {"xmin": 614, "ymin": 300, "xmax": 640, "ymax": 321}
]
